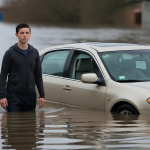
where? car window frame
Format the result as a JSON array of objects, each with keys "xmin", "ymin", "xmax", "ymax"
[
  {"xmin": 40, "ymin": 48, "xmax": 72, "ymax": 78},
  {"xmin": 63, "ymin": 48, "xmax": 106, "ymax": 86}
]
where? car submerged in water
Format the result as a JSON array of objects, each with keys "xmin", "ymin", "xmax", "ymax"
[{"xmin": 39, "ymin": 42, "xmax": 150, "ymax": 115}]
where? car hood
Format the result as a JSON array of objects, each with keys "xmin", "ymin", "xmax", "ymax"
[{"xmin": 124, "ymin": 82, "xmax": 150, "ymax": 93}]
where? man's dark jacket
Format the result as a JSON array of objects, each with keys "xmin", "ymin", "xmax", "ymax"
[{"xmin": 0, "ymin": 43, "xmax": 45, "ymax": 99}]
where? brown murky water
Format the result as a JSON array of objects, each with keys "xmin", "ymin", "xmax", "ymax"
[{"xmin": 0, "ymin": 102, "xmax": 150, "ymax": 150}]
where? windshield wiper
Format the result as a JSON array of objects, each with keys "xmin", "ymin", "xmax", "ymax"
[{"xmin": 116, "ymin": 79, "xmax": 145, "ymax": 83}]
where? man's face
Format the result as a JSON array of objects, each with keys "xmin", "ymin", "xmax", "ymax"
[{"xmin": 15, "ymin": 28, "xmax": 31, "ymax": 44}]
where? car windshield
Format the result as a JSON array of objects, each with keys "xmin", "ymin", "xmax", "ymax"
[{"xmin": 99, "ymin": 50, "xmax": 150, "ymax": 82}]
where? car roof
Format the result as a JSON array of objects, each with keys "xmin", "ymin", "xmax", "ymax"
[
  {"xmin": 88, "ymin": 42, "xmax": 150, "ymax": 52},
  {"xmin": 87, "ymin": 42, "xmax": 141, "ymax": 47},
  {"xmin": 40, "ymin": 42, "xmax": 150, "ymax": 55}
]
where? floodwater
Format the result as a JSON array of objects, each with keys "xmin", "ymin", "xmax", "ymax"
[
  {"xmin": 1, "ymin": 22, "xmax": 150, "ymax": 149},
  {"xmin": 1, "ymin": 22, "xmax": 150, "ymax": 64},
  {"xmin": 0, "ymin": 102, "xmax": 150, "ymax": 150}
]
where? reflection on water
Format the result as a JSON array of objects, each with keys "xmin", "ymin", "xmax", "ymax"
[{"xmin": 0, "ymin": 102, "xmax": 150, "ymax": 149}]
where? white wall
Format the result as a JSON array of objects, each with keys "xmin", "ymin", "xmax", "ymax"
[{"xmin": 142, "ymin": 1, "xmax": 150, "ymax": 30}]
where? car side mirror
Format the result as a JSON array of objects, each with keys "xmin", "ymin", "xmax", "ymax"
[
  {"xmin": 81, "ymin": 73, "xmax": 98, "ymax": 83},
  {"xmin": 81, "ymin": 73, "xmax": 105, "ymax": 86}
]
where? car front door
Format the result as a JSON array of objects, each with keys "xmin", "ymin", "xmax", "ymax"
[
  {"xmin": 41, "ymin": 49, "xmax": 70, "ymax": 103},
  {"xmin": 61, "ymin": 49, "xmax": 106, "ymax": 110}
]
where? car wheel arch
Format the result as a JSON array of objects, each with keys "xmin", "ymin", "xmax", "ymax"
[{"xmin": 110, "ymin": 101, "xmax": 140, "ymax": 114}]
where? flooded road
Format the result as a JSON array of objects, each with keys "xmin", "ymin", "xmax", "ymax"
[
  {"xmin": 0, "ymin": 102, "xmax": 149, "ymax": 150},
  {"xmin": 1, "ymin": 22, "xmax": 150, "ymax": 149},
  {"xmin": 0, "ymin": 103, "xmax": 150, "ymax": 150}
]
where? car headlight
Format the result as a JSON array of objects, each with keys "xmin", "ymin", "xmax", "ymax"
[{"xmin": 146, "ymin": 98, "xmax": 150, "ymax": 104}]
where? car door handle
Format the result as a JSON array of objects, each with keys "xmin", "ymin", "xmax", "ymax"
[{"xmin": 63, "ymin": 85, "xmax": 72, "ymax": 90}]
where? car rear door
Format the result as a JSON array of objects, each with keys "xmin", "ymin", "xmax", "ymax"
[
  {"xmin": 60, "ymin": 49, "xmax": 106, "ymax": 110},
  {"xmin": 40, "ymin": 49, "xmax": 71, "ymax": 103}
]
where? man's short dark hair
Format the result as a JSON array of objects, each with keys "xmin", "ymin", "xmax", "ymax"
[{"xmin": 16, "ymin": 23, "xmax": 31, "ymax": 34}]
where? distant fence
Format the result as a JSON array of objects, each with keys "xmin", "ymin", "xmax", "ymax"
[{"xmin": 0, "ymin": 11, "xmax": 3, "ymax": 21}]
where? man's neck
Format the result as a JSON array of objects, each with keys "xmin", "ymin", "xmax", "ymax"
[{"xmin": 17, "ymin": 42, "xmax": 28, "ymax": 50}]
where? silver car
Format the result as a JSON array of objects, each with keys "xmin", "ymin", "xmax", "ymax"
[{"xmin": 39, "ymin": 43, "xmax": 150, "ymax": 115}]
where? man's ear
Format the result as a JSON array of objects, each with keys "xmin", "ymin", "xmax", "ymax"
[{"xmin": 15, "ymin": 33, "xmax": 18, "ymax": 37}]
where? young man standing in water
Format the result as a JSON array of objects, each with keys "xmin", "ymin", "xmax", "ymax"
[{"xmin": 0, "ymin": 23, "xmax": 45, "ymax": 112}]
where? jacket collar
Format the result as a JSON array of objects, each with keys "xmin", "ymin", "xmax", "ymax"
[{"xmin": 11, "ymin": 43, "xmax": 33, "ymax": 53}]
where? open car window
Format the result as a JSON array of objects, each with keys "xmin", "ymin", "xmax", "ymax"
[{"xmin": 69, "ymin": 51, "xmax": 100, "ymax": 80}]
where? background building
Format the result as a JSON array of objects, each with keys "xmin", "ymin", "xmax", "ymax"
[{"xmin": 142, "ymin": 1, "xmax": 150, "ymax": 30}]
